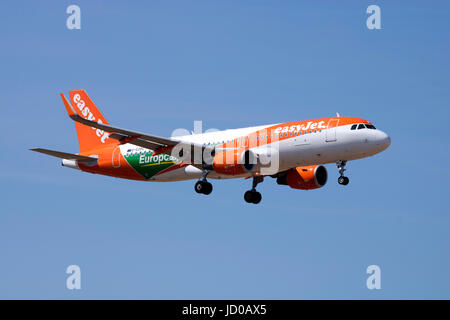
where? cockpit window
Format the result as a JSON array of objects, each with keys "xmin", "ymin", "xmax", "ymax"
[
  {"xmin": 358, "ymin": 124, "xmax": 366, "ymax": 130},
  {"xmin": 351, "ymin": 124, "xmax": 357, "ymax": 130},
  {"xmin": 366, "ymin": 124, "xmax": 376, "ymax": 129}
]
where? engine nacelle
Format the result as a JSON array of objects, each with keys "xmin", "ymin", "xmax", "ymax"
[
  {"xmin": 212, "ymin": 149, "xmax": 258, "ymax": 175},
  {"xmin": 277, "ymin": 165, "xmax": 328, "ymax": 190}
]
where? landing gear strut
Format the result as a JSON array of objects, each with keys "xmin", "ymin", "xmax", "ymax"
[
  {"xmin": 194, "ymin": 170, "xmax": 213, "ymax": 195},
  {"xmin": 244, "ymin": 176, "xmax": 263, "ymax": 204},
  {"xmin": 336, "ymin": 160, "xmax": 349, "ymax": 185}
]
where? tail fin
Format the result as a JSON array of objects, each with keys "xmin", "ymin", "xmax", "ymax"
[{"xmin": 64, "ymin": 90, "xmax": 116, "ymax": 153}]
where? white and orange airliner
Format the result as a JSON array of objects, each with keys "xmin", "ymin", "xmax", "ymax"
[{"xmin": 31, "ymin": 90, "xmax": 391, "ymax": 204}]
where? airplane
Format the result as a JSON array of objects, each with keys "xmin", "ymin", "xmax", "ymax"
[{"xmin": 31, "ymin": 90, "xmax": 391, "ymax": 204}]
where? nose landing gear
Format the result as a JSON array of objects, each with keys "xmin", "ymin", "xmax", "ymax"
[
  {"xmin": 338, "ymin": 176, "xmax": 349, "ymax": 185},
  {"xmin": 194, "ymin": 170, "xmax": 213, "ymax": 195},
  {"xmin": 244, "ymin": 176, "xmax": 264, "ymax": 204},
  {"xmin": 336, "ymin": 160, "xmax": 349, "ymax": 185}
]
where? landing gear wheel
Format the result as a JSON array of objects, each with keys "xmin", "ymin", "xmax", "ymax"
[
  {"xmin": 244, "ymin": 176, "xmax": 264, "ymax": 204},
  {"xmin": 252, "ymin": 191, "xmax": 262, "ymax": 204},
  {"xmin": 338, "ymin": 176, "xmax": 349, "ymax": 185},
  {"xmin": 194, "ymin": 169, "xmax": 213, "ymax": 195},
  {"xmin": 194, "ymin": 181, "xmax": 204, "ymax": 194},
  {"xmin": 244, "ymin": 191, "xmax": 253, "ymax": 203},
  {"xmin": 336, "ymin": 161, "xmax": 349, "ymax": 186},
  {"xmin": 195, "ymin": 181, "xmax": 213, "ymax": 194},
  {"xmin": 244, "ymin": 190, "xmax": 262, "ymax": 204},
  {"xmin": 203, "ymin": 182, "xmax": 213, "ymax": 195}
]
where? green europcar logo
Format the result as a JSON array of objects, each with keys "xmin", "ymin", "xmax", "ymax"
[{"xmin": 124, "ymin": 148, "xmax": 179, "ymax": 179}]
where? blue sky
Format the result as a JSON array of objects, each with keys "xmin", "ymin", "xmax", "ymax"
[{"xmin": 1, "ymin": 0, "xmax": 449, "ymax": 299}]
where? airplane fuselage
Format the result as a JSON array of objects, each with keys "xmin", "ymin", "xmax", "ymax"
[{"xmin": 66, "ymin": 116, "xmax": 390, "ymax": 182}]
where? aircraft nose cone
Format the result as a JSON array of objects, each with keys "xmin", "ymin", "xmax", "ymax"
[
  {"xmin": 385, "ymin": 135, "xmax": 391, "ymax": 148},
  {"xmin": 377, "ymin": 130, "xmax": 391, "ymax": 150}
]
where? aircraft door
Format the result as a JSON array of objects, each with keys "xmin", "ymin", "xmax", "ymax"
[
  {"xmin": 112, "ymin": 146, "xmax": 121, "ymax": 168},
  {"xmin": 239, "ymin": 136, "xmax": 249, "ymax": 149},
  {"xmin": 325, "ymin": 119, "xmax": 339, "ymax": 142}
]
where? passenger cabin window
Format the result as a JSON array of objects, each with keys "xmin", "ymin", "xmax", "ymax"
[
  {"xmin": 358, "ymin": 124, "xmax": 366, "ymax": 130},
  {"xmin": 351, "ymin": 124, "xmax": 357, "ymax": 130}
]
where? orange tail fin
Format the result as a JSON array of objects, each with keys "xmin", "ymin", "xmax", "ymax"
[{"xmin": 66, "ymin": 90, "xmax": 116, "ymax": 153}]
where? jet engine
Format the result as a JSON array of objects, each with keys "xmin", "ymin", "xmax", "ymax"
[
  {"xmin": 212, "ymin": 149, "xmax": 258, "ymax": 175},
  {"xmin": 277, "ymin": 165, "xmax": 328, "ymax": 190}
]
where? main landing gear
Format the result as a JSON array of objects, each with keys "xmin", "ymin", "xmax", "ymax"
[
  {"xmin": 336, "ymin": 160, "xmax": 349, "ymax": 185},
  {"xmin": 194, "ymin": 170, "xmax": 213, "ymax": 195},
  {"xmin": 244, "ymin": 176, "xmax": 264, "ymax": 204}
]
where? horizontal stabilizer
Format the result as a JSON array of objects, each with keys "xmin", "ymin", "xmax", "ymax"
[{"xmin": 30, "ymin": 148, "xmax": 96, "ymax": 162}]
